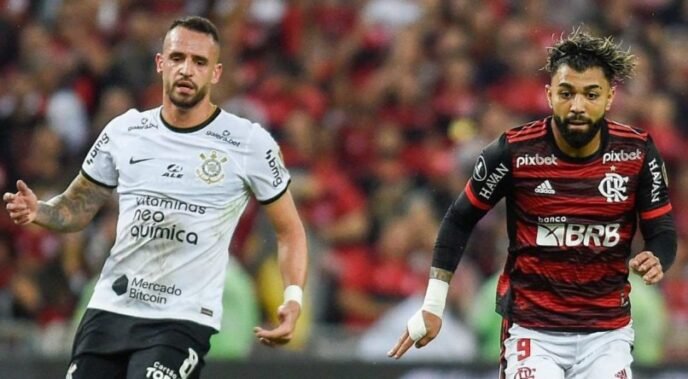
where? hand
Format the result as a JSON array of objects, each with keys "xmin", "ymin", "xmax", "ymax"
[
  {"xmin": 387, "ymin": 310, "xmax": 442, "ymax": 359},
  {"xmin": 254, "ymin": 300, "xmax": 301, "ymax": 347},
  {"xmin": 629, "ymin": 251, "xmax": 664, "ymax": 285},
  {"xmin": 3, "ymin": 180, "xmax": 38, "ymax": 225}
]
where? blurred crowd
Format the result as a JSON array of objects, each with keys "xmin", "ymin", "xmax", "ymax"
[{"xmin": 0, "ymin": 0, "xmax": 687, "ymax": 365}]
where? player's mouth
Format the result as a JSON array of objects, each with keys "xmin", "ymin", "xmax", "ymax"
[
  {"xmin": 566, "ymin": 116, "xmax": 591, "ymax": 127},
  {"xmin": 174, "ymin": 81, "xmax": 196, "ymax": 94}
]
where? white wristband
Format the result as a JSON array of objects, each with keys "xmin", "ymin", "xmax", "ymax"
[
  {"xmin": 283, "ymin": 285, "xmax": 303, "ymax": 306},
  {"xmin": 421, "ymin": 279, "xmax": 449, "ymax": 318},
  {"xmin": 407, "ymin": 310, "xmax": 427, "ymax": 342}
]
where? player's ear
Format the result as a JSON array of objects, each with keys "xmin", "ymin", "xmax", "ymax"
[
  {"xmin": 211, "ymin": 63, "xmax": 222, "ymax": 85},
  {"xmin": 545, "ymin": 84, "xmax": 553, "ymax": 109},
  {"xmin": 155, "ymin": 53, "xmax": 163, "ymax": 73},
  {"xmin": 605, "ymin": 86, "xmax": 616, "ymax": 111}
]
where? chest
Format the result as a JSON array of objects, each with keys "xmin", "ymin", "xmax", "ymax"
[
  {"xmin": 510, "ymin": 144, "xmax": 644, "ymax": 215},
  {"xmin": 113, "ymin": 132, "xmax": 246, "ymax": 205}
]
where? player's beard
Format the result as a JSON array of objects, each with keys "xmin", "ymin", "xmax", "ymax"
[
  {"xmin": 167, "ymin": 80, "xmax": 208, "ymax": 110},
  {"xmin": 553, "ymin": 114, "xmax": 605, "ymax": 149}
]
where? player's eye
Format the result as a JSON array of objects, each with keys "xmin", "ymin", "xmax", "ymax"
[
  {"xmin": 586, "ymin": 92, "xmax": 600, "ymax": 100},
  {"xmin": 559, "ymin": 91, "xmax": 572, "ymax": 99}
]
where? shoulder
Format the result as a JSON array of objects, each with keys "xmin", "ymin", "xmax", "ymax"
[
  {"xmin": 103, "ymin": 107, "xmax": 158, "ymax": 135},
  {"xmin": 211, "ymin": 108, "xmax": 272, "ymax": 141},
  {"xmin": 505, "ymin": 118, "xmax": 548, "ymax": 144},
  {"xmin": 606, "ymin": 120, "xmax": 649, "ymax": 142}
]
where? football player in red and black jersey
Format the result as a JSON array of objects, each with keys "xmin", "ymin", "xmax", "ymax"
[{"xmin": 388, "ymin": 29, "xmax": 676, "ymax": 379}]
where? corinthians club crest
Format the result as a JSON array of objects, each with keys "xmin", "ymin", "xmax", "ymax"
[{"xmin": 196, "ymin": 150, "xmax": 228, "ymax": 184}]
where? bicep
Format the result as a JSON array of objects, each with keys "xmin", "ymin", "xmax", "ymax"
[
  {"xmin": 60, "ymin": 173, "xmax": 114, "ymax": 214},
  {"xmin": 262, "ymin": 190, "xmax": 305, "ymax": 235}
]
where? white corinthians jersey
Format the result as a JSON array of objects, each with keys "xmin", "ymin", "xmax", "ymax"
[{"xmin": 82, "ymin": 106, "xmax": 290, "ymax": 329}]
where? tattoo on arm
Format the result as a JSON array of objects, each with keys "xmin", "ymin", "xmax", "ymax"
[
  {"xmin": 430, "ymin": 267, "xmax": 454, "ymax": 283},
  {"xmin": 35, "ymin": 174, "xmax": 113, "ymax": 232}
]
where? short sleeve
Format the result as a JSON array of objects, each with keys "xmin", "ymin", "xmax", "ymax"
[
  {"xmin": 81, "ymin": 124, "xmax": 118, "ymax": 188},
  {"xmin": 464, "ymin": 134, "xmax": 512, "ymax": 211},
  {"xmin": 244, "ymin": 125, "xmax": 291, "ymax": 204},
  {"xmin": 636, "ymin": 136, "xmax": 672, "ymax": 220}
]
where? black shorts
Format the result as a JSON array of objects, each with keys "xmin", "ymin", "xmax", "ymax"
[{"xmin": 68, "ymin": 309, "xmax": 216, "ymax": 379}]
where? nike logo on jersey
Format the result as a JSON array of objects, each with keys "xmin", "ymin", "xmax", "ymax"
[
  {"xmin": 534, "ymin": 180, "xmax": 555, "ymax": 194},
  {"xmin": 130, "ymin": 157, "xmax": 154, "ymax": 165}
]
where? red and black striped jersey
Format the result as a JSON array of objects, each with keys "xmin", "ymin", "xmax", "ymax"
[{"xmin": 464, "ymin": 117, "xmax": 672, "ymax": 331}]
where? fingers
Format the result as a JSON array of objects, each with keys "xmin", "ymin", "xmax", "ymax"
[
  {"xmin": 5, "ymin": 195, "xmax": 32, "ymax": 225},
  {"xmin": 3, "ymin": 192, "xmax": 14, "ymax": 202},
  {"xmin": 630, "ymin": 251, "xmax": 664, "ymax": 285},
  {"xmin": 253, "ymin": 304, "xmax": 299, "ymax": 347},
  {"xmin": 253, "ymin": 324, "xmax": 293, "ymax": 347},
  {"xmin": 16, "ymin": 180, "xmax": 31, "ymax": 195},
  {"xmin": 629, "ymin": 252, "xmax": 650, "ymax": 271},
  {"xmin": 387, "ymin": 330, "xmax": 414, "ymax": 359},
  {"xmin": 642, "ymin": 265, "xmax": 664, "ymax": 285}
]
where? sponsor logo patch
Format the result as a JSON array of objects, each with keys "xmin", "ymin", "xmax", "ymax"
[
  {"xmin": 130, "ymin": 157, "xmax": 154, "ymax": 165},
  {"xmin": 534, "ymin": 180, "xmax": 555, "ymax": 194},
  {"xmin": 472, "ymin": 155, "xmax": 488, "ymax": 181},
  {"xmin": 86, "ymin": 133, "xmax": 110, "ymax": 165},
  {"xmin": 146, "ymin": 361, "xmax": 179, "ymax": 379},
  {"xmin": 206, "ymin": 129, "xmax": 241, "ymax": 146},
  {"xmin": 536, "ymin": 222, "xmax": 621, "ymax": 247},
  {"xmin": 128, "ymin": 117, "xmax": 158, "ymax": 132},
  {"xmin": 602, "ymin": 149, "xmax": 642, "ymax": 164},
  {"xmin": 515, "ymin": 153, "xmax": 557, "ymax": 168},
  {"xmin": 112, "ymin": 275, "xmax": 129, "ymax": 295},
  {"xmin": 478, "ymin": 163, "xmax": 509, "ymax": 200},
  {"xmin": 265, "ymin": 149, "xmax": 286, "ymax": 187}
]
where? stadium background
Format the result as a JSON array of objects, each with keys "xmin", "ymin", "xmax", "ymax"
[{"xmin": 0, "ymin": 0, "xmax": 687, "ymax": 378}]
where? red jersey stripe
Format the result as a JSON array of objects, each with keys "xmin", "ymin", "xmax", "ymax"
[
  {"xmin": 640, "ymin": 203, "xmax": 672, "ymax": 220},
  {"xmin": 609, "ymin": 130, "xmax": 646, "ymax": 141},
  {"xmin": 514, "ymin": 288, "xmax": 626, "ymax": 313},
  {"xmin": 514, "ymin": 255, "xmax": 628, "ymax": 283},
  {"xmin": 465, "ymin": 182, "xmax": 492, "ymax": 211},
  {"xmin": 515, "ymin": 312, "xmax": 631, "ymax": 330},
  {"xmin": 508, "ymin": 130, "xmax": 547, "ymax": 143}
]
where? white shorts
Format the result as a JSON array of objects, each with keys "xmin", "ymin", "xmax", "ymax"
[{"xmin": 502, "ymin": 322, "xmax": 634, "ymax": 379}]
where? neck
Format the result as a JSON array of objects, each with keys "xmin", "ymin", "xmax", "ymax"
[
  {"xmin": 161, "ymin": 99, "xmax": 216, "ymax": 128},
  {"xmin": 550, "ymin": 119, "xmax": 601, "ymax": 158}
]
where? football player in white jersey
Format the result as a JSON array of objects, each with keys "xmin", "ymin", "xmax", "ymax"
[{"xmin": 3, "ymin": 16, "xmax": 308, "ymax": 379}]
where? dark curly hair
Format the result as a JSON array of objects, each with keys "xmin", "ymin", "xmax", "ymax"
[{"xmin": 544, "ymin": 28, "xmax": 636, "ymax": 85}]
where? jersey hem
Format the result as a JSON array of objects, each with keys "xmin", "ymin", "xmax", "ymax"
[
  {"xmin": 86, "ymin": 303, "xmax": 220, "ymax": 331},
  {"xmin": 259, "ymin": 179, "xmax": 291, "ymax": 205},
  {"xmin": 80, "ymin": 169, "xmax": 117, "ymax": 188}
]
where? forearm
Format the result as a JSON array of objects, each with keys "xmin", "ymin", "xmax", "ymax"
[
  {"xmin": 430, "ymin": 193, "xmax": 483, "ymax": 278},
  {"xmin": 34, "ymin": 197, "xmax": 84, "ymax": 232},
  {"xmin": 644, "ymin": 228, "xmax": 677, "ymax": 271},
  {"xmin": 641, "ymin": 213, "xmax": 677, "ymax": 271},
  {"xmin": 277, "ymin": 228, "xmax": 308, "ymax": 288},
  {"xmin": 34, "ymin": 174, "xmax": 112, "ymax": 232}
]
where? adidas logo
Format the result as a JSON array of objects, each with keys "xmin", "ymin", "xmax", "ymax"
[{"xmin": 535, "ymin": 180, "xmax": 555, "ymax": 194}]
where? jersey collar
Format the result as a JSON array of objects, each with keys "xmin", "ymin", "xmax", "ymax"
[{"xmin": 159, "ymin": 106, "xmax": 221, "ymax": 134}]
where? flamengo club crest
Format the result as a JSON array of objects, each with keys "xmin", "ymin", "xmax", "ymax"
[
  {"xmin": 598, "ymin": 170, "xmax": 629, "ymax": 203},
  {"xmin": 196, "ymin": 150, "xmax": 228, "ymax": 184}
]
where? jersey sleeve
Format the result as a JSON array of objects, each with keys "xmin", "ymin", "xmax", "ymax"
[
  {"xmin": 244, "ymin": 124, "xmax": 291, "ymax": 204},
  {"xmin": 463, "ymin": 134, "xmax": 512, "ymax": 211},
  {"xmin": 636, "ymin": 136, "xmax": 672, "ymax": 220},
  {"xmin": 81, "ymin": 123, "xmax": 118, "ymax": 188}
]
